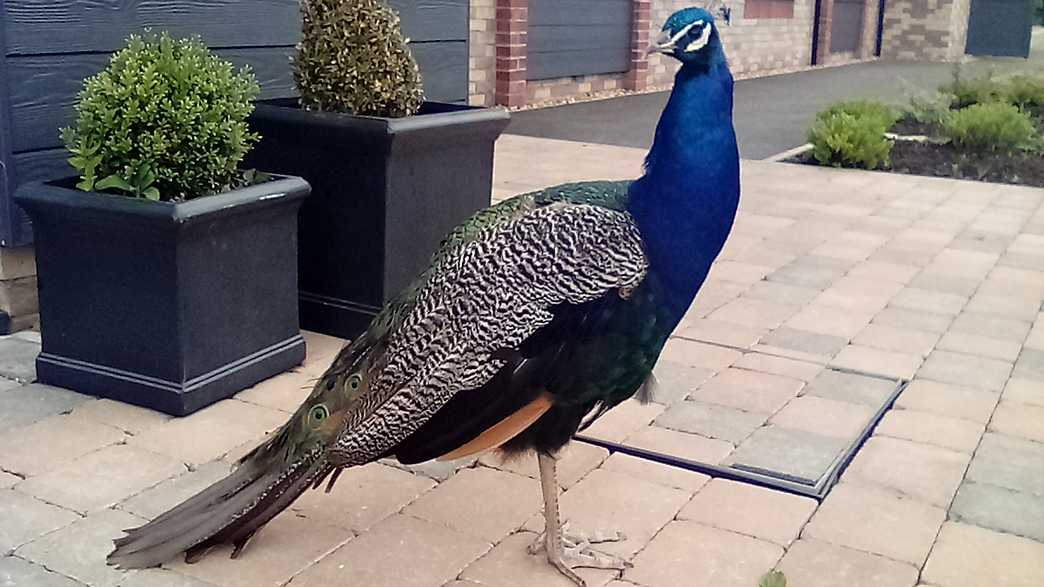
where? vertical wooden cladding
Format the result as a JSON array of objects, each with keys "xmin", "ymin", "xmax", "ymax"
[
  {"xmin": 0, "ymin": 0, "xmax": 469, "ymax": 246},
  {"xmin": 527, "ymin": 0, "xmax": 633, "ymax": 81}
]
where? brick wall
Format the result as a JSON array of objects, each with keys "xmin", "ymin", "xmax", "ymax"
[
  {"xmin": 470, "ymin": 0, "xmax": 497, "ymax": 106},
  {"xmin": 880, "ymin": 0, "xmax": 971, "ymax": 61},
  {"xmin": 0, "ymin": 247, "xmax": 39, "ymax": 333}
]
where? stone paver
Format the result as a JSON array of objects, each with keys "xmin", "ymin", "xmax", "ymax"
[
  {"xmin": 460, "ymin": 531, "xmax": 617, "ymax": 587},
  {"xmin": 1004, "ymin": 377, "xmax": 1044, "ymax": 407},
  {"xmin": 405, "ymin": 467, "xmax": 542, "ymax": 542},
  {"xmin": 658, "ymin": 338, "xmax": 742, "ymax": 371},
  {"xmin": 777, "ymin": 539, "xmax": 919, "ymax": 587},
  {"xmin": 581, "ymin": 399, "xmax": 665, "ymax": 443},
  {"xmin": 758, "ymin": 327, "xmax": 848, "ymax": 358},
  {"xmin": 989, "ymin": 401, "xmax": 1044, "ymax": 443},
  {"xmin": 694, "ymin": 368, "xmax": 804, "ymax": 414},
  {"xmin": 728, "ymin": 426, "xmax": 848, "ymax": 484},
  {"xmin": 0, "ymin": 489, "xmax": 79, "ymax": 554},
  {"xmin": 1013, "ymin": 348, "xmax": 1044, "ymax": 381},
  {"xmin": 626, "ymin": 521, "xmax": 783, "ymax": 587},
  {"xmin": 678, "ymin": 479, "xmax": 816, "ymax": 546},
  {"xmin": 290, "ymin": 514, "xmax": 489, "ymax": 587},
  {"xmin": 949, "ymin": 312, "xmax": 1032, "ymax": 343},
  {"xmin": 121, "ymin": 569, "xmax": 217, "ymax": 587},
  {"xmin": 918, "ymin": 350, "xmax": 1012, "ymax": 392},
  {"xmin": 894, "ymin": 379, "xmax": 999, "ymax": 424},
  {"xmin": 647, "ymin": 361, "xmax": 714, "ymax": 404},
  {"xmin": 708, "ymin": 298, "xmax": 801, "ymax": 330},
  {"xmin": 967, "ymin": 433, "xmax": 1044, "ymax": 495},
  {"xmin": 852, "ymin": 324, "xmax": 939, "ymax": 358},
  {"xmin": 129, "ymin": 399, "xmax": 286, "ymax": 466},
  {"xmin": 15, "ymin": 445, "xmax": 186, "ymax": 514},
  {"xmin": 950, "ymin": 481, "xmax": 1044, "ymax": 543},
  {"xmin": 803, "ymin": 483, "xmax": 946, "ymax": 566},
  {"xmin": 922, "ymin": 522, "xmax": 1044, "ymax": 587},
  {"xmin": 654, "ymin": 400, "xmax": 767, "ymax": 443},
  {"xmin": 118, "ymin": 461, "xmax": 232, "ymax": 520},
  {"xmin": 872, "ymin": 307, "xmax": 953, "ymax": 334},
  {"xmin": 600, "ymin": 452, "xmax": 710, "ymax": 492},
  {"xmin": 875, "ymin": 410, "xmax": 985, "ymax": 453},
  {"xmin": 843, "ymin": 436, "xmax": 969, "ymax": 508},
  {"xmin": 68, "ymin": 399, "xmax": 171, "ymax": 435},
  {"xmin": 679, "ymin": 318, "xmax": 766, "ymax": 349},
  {"xmin": 0, "ymin": 556, "xmax": 82, "ymax": 587},
  {"xmin": 0, "ymin": 383, "xmax": 91, "ymax": 430},
  {"xmin": 936, "ymin": 331, "xmax": 1023, "ymax": 362},
  {"xmin": 15, "ymin": 508, "xmax": 143, "ymax": 587},
  {"xmin": 745, "ymin": 281, "xmax": 823, "ymax": 306},
  {"xmin": 732, "ymin": 353, "xmax": 824, "ymax": 381},
  {"xmin": 768, "ymin": 395, "xmax": 872, "ymax": 439},
  {"xmin": 803, "ymin": 369, "xmax": 897, "ymax": 407},
  {"xmin": 784, "ymin": 305, "xmax": 874, "ymax": 338},
  {"xmin": 523, "ymin": 469, "xmax": 691, "ymax": 558},
  {"xmin": 890, "ymin": 288, "xmax": 967, "ymax": 316},
  {"xmin": 0, "ymin": 337, "xmax": 39, "ymax": 382},
  {"xmin": 829, "ymin": 345, "xmax": 922, "ymax": 380},
  {"xmin": 169, "ymin": 512, "xmax": 351, "ymax": 587},
  {"xmin": 0, "ymin": 413, "xmax": 126, "ymax": 477},
  {"xmin": 234, "ymin": 367, "xmax": 316, "ymax": 413},
  {"xmin": 0, "ymin": 471, "xmax": 20, "ymax": 489},
  {"xmin": 623, "ymin": 425, "xmax": 734, "ymax": 464}
]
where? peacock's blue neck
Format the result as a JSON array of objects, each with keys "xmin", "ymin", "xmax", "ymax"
[{"xmin": 627, "ymin": 53, "xmax": 740, "ymax": 317}]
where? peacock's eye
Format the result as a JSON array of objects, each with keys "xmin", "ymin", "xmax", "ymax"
[
  {"xmin": 309, "ymin": 404, "xmax": 329, "ymax": 425},
  {"xmin": 347, "ymin": 374, "xmax": 362, "ymax": 390}
]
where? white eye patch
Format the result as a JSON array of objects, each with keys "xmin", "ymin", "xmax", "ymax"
[
  {"xmin": 669, "ymin": 20, "xmax": 702, "ymax": 46},
  {"xmin": 684, "ymin": 22, "xmax": 712, "ymax": 52}
]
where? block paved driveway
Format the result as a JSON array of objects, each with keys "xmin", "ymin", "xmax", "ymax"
[{"xmin": 2, "ymin": 135, "xmax": 1044, "ymax": 586}]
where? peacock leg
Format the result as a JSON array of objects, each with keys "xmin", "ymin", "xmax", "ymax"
[{"xmin": 532, "ymin": 452, "xmax": 631, "ymax": 585}]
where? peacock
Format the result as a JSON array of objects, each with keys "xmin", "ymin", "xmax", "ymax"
[{"xmin": 107, "ymin": 7, "xmax": 740, "ymax": 586}]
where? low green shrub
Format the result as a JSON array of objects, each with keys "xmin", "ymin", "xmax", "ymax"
[
  {"xmin": 943, "ymin": 102, "xmax": 1037, "ymax": 154},
  {"xmin": 820, "ymin": 100, "xmax": 901, "ymax": 129},
  {"xmin": 808, "ymin": 100, "xmax": 896, "ymax": 170},
  {"xmin": 904, "ymin": 90, "xmax": 955, "ymax": 128},
  {"xmin": 1005, "ymin": 73, "xmax": 1044, "ymax": 115},
  {"xmin": 293, "ymin": 0, "xmax": 425, "ymax": 117},
  {"xmin": 942, "ymin": 68, "xmax": 1007, "ymax": 109},
  {"xmin": 809, "ymin": 111, "xmax": 894, "ymax": 170},
  {"xmin": 61, "ymin": 32, "xmax": 260, "ymax": 201}
]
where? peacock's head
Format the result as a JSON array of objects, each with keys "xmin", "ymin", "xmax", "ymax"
[{"xmin": 648, "ymin": 7, "xmax": 728, "ymax": 65}]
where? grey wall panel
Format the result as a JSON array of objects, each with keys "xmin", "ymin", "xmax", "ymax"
[
  {"xmin": 4, "ymin": 0, "xmax": 467, "ymax": 55},
  {"xmin": 528, "ymin": 0, "xmax": 632, "ymax": 81}
]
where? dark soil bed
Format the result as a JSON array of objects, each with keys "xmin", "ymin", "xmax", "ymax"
[
  {"xmin": 791, "ymin": 139, "xmax": 1044, "ymax": 188},
  {"xmin": 890, "ymin": 117, "xmax": 938, "ymax": 137}
]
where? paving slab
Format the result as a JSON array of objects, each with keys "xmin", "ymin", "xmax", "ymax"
[
  {"xmin": 894, "ymin": 379, "xmax": 999, "ymax": 424},
  {"xmin": 459, "ymin": 531, "xmax": 617, "ymax": 587},
  {"xmin": 906, "ymin": 272, "xmax": 982, "ymax": 297},
  {"xmin": 0, "ymin": 413, "xmax": 126, "ymax": 477},
  {"xmin": 678, "ymin": 318, "xmax": 766, "ymax": 349},
  {"xmin": 784, "ymin": 305, "xmax": 874, "ymax": 339},
  {"xmin": 15, "ymin": 508, "xmax": 143, "ymax": 587},
  {"xmin": 802, "ymin": 369, "xmax": 897, "ymax": 407},
  {"xmin": 284, "ymin": 514, "xmax": 490, "ymax": 587},
  {"xmin": 1004, "ymin": 377, "xmax": 1044, "ymax": 407},
  {"xmin": 234, "ymin": 367, "xmax": 316, "ymax": 413},
  {"xmin": 803, "ymin": 483, "xmax": 946, "ymax": 566},
  {"xmin": 600, "ymin": 452, "xmax": 710, "ymax": 493},
  {"xmin": 479, "ymin": 442, "xmax": 608, "ymax": 489},
  {"xmin": 875, "ymin": 410, "xmax": 984, "ymax": 453},
  {"xmin": 769, "ymin": 395, "xmax": 873, "ymax": 440},
  {"xmin": 120, "ymin": 569, "xmax": 217, "ymax": 587},
  {"xmin": 842, "ymin": 436, "xmax": 970, "ymax": 508},
  {"xmin": 890, "ymin": 288, "xmax": 968, "ymax": 316},
  {"xmin": 776, "ymin": 539, "xmax": 919, "ymax": 587},
  {"xmin": 918, "ymin": 350, "xmax": 1012, "ymax": 392},
  {"xmin": 922, "ymin": 522, "xmax": 1044, "ymax": 587},
  {"xmin": 989, "ymin": 401, "xmax": 1044, "ymax": 443},
  {"xmin": 678, "ymin": 478, "xmax": 816, "ymax": 547},
  {"xmin": 0, "ymin": 337, "xmax": 39, "ymax": 382},
  {"xmin": 949, "ymin": 312, "xmax": 1032, "ymax": 344},
  {"xmin": 523, "ymin": 469, "xmax": 691, "ymax": 558},
  {"xmin": 405, "ymin": 467, "xmax": 542, "ymax": 543},
  {"xmin": 693, "ymin": 368, "xmax": 804, "ymax": 414},
  {"xmin": 0, "ymin": 383, "xmax": 92, "ymax": 430},
  {"xmin": 1013, "ymin": 348, "xmax": 1044, "ymax": 381},
  {"xmin": 0, "ymin": 556, "xmax": 83, "ymax": 587},
  {"xmin": 0, "ymin": 489, "xmax": 80, "ymax": 554},
  {"xmin": 829, "ymin": 345, "xmax": 922, "ymax": 380},
  {"xmin": 936, "ymin": 331, "xmax": 1023, "ymax": 362},
  {"xmin": 745, "ymin": 281, "xmax": 823, "ymax": 306},
  {"xmin": 118, "ymin": 461, "xmax": 233, "ymax": 520},
  {"xmin": 852, "ymin": 324, "xmax": 939, "ymax": 358},
  {"xmin": 581, "ymin": 399, "xmax": 665, "ymax": 443},
  {"xmin": 67, "ymin": 399, "xmax": 171, "ymax": 435},
  {"xmin": 872, "ymin": 307, "xmax": 953, "ymax": 334},
  {"xmin": 15, "ymin": 445, "xmax": 186, "ymax": 514},
  {"xmin": 950, "ymin": 481, "xmax": 1044, "ymax": 543},
  {"xmin": 967, "ymin": 433, "xmax": 1044, "ymax": 496},
  {"xmin": 654, "ymin": 400, "xmax": 767, "ymax": 443},
  {"xmin": 728, "ymin": 426, "xmax": 849, "ymax": 485},
  {"xmin": 645, "ymin": 361, "xmax": 714, "ymax": 405},
  {"xmin": 0, "ymin": 471, "xmax": 19, "ymax": 490},
  {"xmin": 168, "ymin": 512, "xmax": 351, "ymax": 587},
  {"xmin": 625, "ymin": 521, "xmax": 783, "ymax": 587},
  {"xmin": 658, "ymin": 338, "xmax": 742, "ymax": 371}
]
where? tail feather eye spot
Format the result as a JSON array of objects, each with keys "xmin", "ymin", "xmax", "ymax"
[
  {"xmin": 347, "ymin": 374, "xmax": 362, "ymax": 391},
  {"xmin": 309, "ymin": 404, "xmax": 330, "ymax": 428}
]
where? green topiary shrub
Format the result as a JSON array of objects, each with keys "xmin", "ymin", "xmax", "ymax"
[
  {"xmin": 808, "ymin": 101, "xmax": 895, "ymax": 170},
  {"xmin": 293, "ymin": 0, "xmax": 425, "ymax": 117},
  {"xmin": 943, "ymin": 102, "xmax": 1037, "ymax": 154},
  {"xmin": 61, "ymin": 32, "xmax": 260, "ymax": 201}
]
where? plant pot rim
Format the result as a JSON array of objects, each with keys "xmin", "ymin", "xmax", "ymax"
[
  {"xmin": 253, "ymin": 98, "xmax": 511, "ymax": 134},
  {"xmin": 15, "ymin": 172, "xmax": 310, "ymax": 226}
]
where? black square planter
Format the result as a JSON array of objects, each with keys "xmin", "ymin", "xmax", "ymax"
[
  {"xmin": 245, "ymin": 100, "xmax": 511, "ymax": 339},
  {"xmin": 14, "ymin": 176, "xmax": 311, "ymax": 416}
]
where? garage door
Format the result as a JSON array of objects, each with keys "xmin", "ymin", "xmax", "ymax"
[
  {"xmin": 965, "ymin": 0, "xmax": 1033, "ymax": 58},
  {"xmin": 528, "ymin": 0, "xmax": 633, "ymax": 81}
]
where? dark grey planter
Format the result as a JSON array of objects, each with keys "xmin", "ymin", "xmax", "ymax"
[
  {"xmin": 14, "ymin": 176, "xmax": 311, "ymax": 416},
  {"xmin": 245, "ymin": 100, "xmax": 511, "ymax": 339}
]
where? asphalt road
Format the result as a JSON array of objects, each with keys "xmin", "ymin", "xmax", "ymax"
[{"xmin": 505, "ymin": 29, "xmax": 1044, "ymax": 160}]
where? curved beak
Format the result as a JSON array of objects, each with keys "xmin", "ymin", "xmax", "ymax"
[{"xmin": 647, "ymin": 30, "xmax": 675, "ymax": 55}]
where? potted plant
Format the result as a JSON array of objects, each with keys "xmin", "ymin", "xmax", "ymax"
[
  {"xmin": 14, "ymin": 32, "xmax": 312, "ymax": 416},
  {"xmin": 244, "ymin": 0, "xmax": 510, "ymax": 339}
]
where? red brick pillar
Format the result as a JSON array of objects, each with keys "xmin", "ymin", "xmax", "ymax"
[
  {"xmin": 495, "ymin": 0, "xmax": 528, "ymax": 107},
  {"xmin": 625, "ymin": 0, "xmax": 651, "ymax": 92}
]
